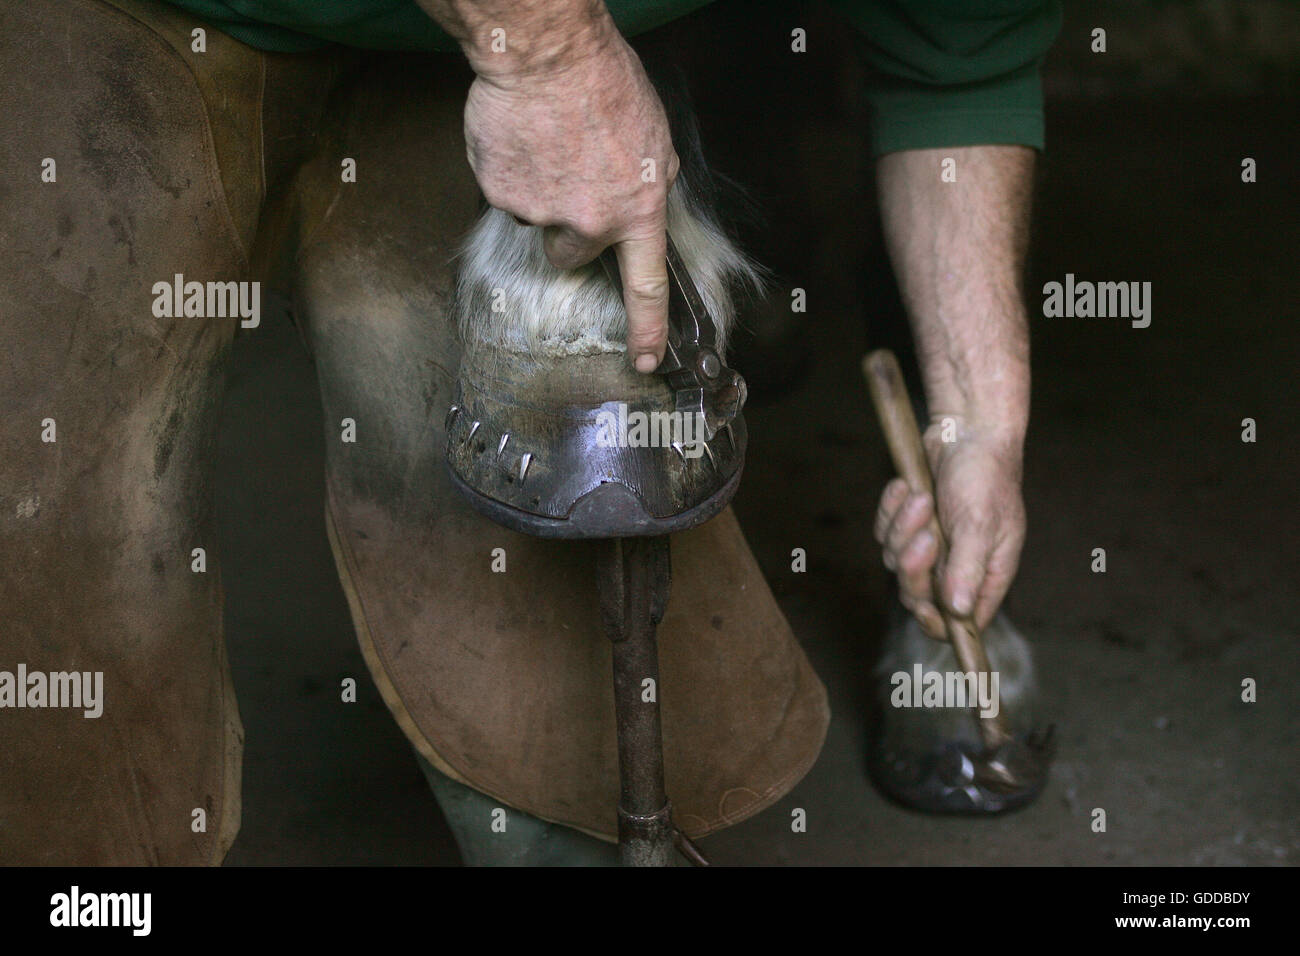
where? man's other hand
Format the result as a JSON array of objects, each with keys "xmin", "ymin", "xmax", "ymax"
[{"xmin": 874, "ymin": 421, "xmax": 1026, "ymax": 637}]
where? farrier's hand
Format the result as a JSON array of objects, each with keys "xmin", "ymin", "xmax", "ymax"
[
  {"xmin": 423, "ymin": 0, "xmax": 677, "ymax": 372},
  {"xmin": 874, "ymin": 423, "xmax": 1026, "ymax": 637}
]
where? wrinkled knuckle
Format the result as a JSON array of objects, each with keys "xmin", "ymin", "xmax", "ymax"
[
  {"xmin": 566, "ymin": 210, "xmax": 609, "ymax": 240},
  {"xmin": 632, "ymin": 189, "xmax": 670, "ymax": 222},
  {"xmin": 884, "ymin": 527, "xmax": 903, "ymax": 553},
  {"xmin": 894, "ymin": 509, "xmax": 923, "ymax": 537},
  {"xmin": 959, "ymin": 509, "xmax": 995, "ymax": 535},
  {"xmin": 625, "ymin": 274, "xmax": 670, "ymax": 303},
  {"xmin": 899, "ymin": 550, "xmax": 929, "ymax": 577},
  {"xmin": 905, "ymin": 500, "xmax": 932, "ymax": 528}
]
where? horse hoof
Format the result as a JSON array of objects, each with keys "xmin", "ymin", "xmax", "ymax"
[{"xmin": 867, "ymin": 608, "xmax": 1054, "ymax": 814}]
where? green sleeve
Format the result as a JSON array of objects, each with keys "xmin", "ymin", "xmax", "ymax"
[
  {"xmin": 831, "ymin": 0, "xmax": 1063, "ymax": 156},
  {"xmin": 156, "ymin": 0, "xmax": 716, "ymax": 53}
]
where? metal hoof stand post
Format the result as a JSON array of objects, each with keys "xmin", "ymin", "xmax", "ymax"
[
  {"xmin": 448, "ymin": 236, "xmax": 745, "ymax": 866},
  {"xmin": 597, "ymin": 535, "xmax": 708, "ymax": 867}
]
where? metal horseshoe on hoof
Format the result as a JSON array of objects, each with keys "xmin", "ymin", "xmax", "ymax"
[
  {"xmin": 447, "ymin": 237, "xmax": 745, "ymax": 865},
  {"xmin": 447, "ymin": 236, "xmax": 746, "ymax": 541}
]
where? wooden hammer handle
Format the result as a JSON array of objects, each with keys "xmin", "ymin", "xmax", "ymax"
[
  {"xmin": 862, "ymin": 349, "xmax": 1011, "ymax": 750},
  {"xmin": 862, "ymin": 350, "xmax": 947, "ymax": 568},
  {"xmin": 862, "ymin": 350, "xmax": 934, "ymax": 500}
]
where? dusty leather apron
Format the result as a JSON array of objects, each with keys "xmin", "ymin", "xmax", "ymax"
[{"xmin": 0, "ymin": 0, "xmax": 829, "ymax": 863}]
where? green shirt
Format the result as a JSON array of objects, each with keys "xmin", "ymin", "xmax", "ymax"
[{"xmin": 164, "ymin": 0, "xmax": 1062, "ymax": 155}]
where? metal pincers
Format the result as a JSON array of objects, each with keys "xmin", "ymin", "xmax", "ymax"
[{"xmin": 600, "ymin": 237, "xmax": 747, "ymax": 441}]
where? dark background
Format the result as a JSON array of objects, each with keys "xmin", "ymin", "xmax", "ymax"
[{"xmin": 217, "ymin": 0, "xmax": 1299, "ymax": 864}]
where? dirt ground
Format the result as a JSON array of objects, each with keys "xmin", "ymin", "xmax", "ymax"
[{"xmin": 216, "ymin": 76, "xmax": 1298, "ymax": 865}]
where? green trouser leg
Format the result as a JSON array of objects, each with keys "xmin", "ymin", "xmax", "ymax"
[{"xmin": 415, "ymin": 753, "xmax": 619, "ymax": 867}]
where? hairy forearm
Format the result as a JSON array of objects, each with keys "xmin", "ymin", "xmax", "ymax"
[
  {"xmin": 876, "ymin": 145, "xmax": 1034, "ymax": 450},
  {"xmin": 414, "ymin": 0, "xmax": 614, "ymax": 80}
]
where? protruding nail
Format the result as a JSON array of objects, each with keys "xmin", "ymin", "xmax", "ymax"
[
  {"xmin": 958, "ymin": 751, "xmax": 975, "ymax": 783},
  {"xmin": 497, "ymin": 433, "xmax": 510, "ymax": 458},
  {"xmin": 466, "ymin": 420, "xmax": 480, "ymax": 443},
  {"xmin": 518, "ymin": 453, "xmax": 532, "ymax": 483}
]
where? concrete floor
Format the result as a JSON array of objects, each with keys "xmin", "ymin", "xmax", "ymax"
[{"xmin": 217, "ymin": 92, "xmax": 1298, "ymax": 865}]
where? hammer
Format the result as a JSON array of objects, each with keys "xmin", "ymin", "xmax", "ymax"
[{"xmin": 863, "ymin": 349, "xmax": 1053, "ymax": 796}]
